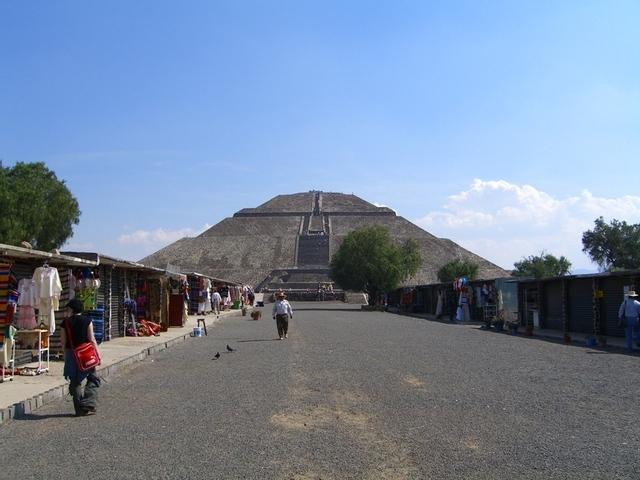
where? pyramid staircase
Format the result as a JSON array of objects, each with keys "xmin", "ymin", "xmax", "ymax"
[{"xmin": 257, "ymin": 192, "xmax": 341, "ymax": 299}]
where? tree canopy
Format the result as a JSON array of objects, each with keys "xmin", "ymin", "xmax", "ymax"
[
  {"xmin": 329, "ymin": 226, "xmax": 421, "ymax": 304},
  {"xmin": 512, "ymin": 251, "xmax": 571, "ymax": 278},
  {"xmin": 582, "ymin": 217, "xmax": 640, "ymax": 271},
  {"xmin": 436, "ymin": 258, "xmax": 479, "ymax": 283},
  {"xmin": 0, "ymin": 162, "xmax": 81, "ymax": 250}
]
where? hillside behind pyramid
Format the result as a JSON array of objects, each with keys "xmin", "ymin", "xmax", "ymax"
[{"xmin": 141, "ymin": 191, "xmax": 509, "ymax": 288}]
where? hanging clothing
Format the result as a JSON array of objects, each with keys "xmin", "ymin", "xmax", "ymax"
[
  {"xmin": 435, "ymin": 291, "xmax": 443, "ymax": 317},
  {"xmin": 16, "ymin": 277, "xmax": 37, "ymax": 329},
  {"xmin": 17, "ymin": 278, "xmax": 36, "ymax": 306},
  {"xmin": 32, "ymin": 266, "xmax": 62, "ymax": 334},
  {"xmin": 204, "ymin": 289, "xmax": 212, "ymax": 313},
  {"xmin": 457, "ymin": 292, "xmax": 471, "ymax": 323}
]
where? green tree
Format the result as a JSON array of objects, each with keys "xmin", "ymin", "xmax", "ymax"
[
  {"xmin": 329, "ymin": 226, "xmax": 421, "ymax": 305},
  {"xmin": 0, "ymin": 162, "xmax": 81, "ymax": 250},
  {"xmin": 582, "ymin": 217, "xmax": 640, "ymax": 271},
  {"xmin": 513, "ymin": 251, "xmax": 571, "ymax": 278},
  {"xmin": 437, "ymin": 258, "xmax": 479, "ymax": 282}
]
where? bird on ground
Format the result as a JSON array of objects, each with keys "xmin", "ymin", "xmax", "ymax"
[
  {"xmin": 226, "ymin": 344, "xmax": 235, "ymax": 352},
  {"xmin": 213, "ymin": 352, "xmax": 220, "ymax": 359}
]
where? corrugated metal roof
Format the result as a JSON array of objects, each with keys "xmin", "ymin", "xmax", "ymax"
[
  {"xmin": 515, "ymin": 269, "xmax": 634, "ymax": 284},
  {"xmin": 183, "ymin": 271, "xmax": 242, "ymax": 285},
  {"xmin": 62, "ymin": 251, "xmax": 177, "ymax": 275},
  {"xmin": 0, "ymin": 243, "xmax": 97, "ymax": 266}
]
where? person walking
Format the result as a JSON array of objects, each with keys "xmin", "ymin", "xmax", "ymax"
[
  {"xmin": 60, "ymin": 298, "xmax": 101, "ymax": 416},
  {"xmin": 272, "ymin": 292, "xmax": 293, "ymax": 340},
  {"xmin": 618, "ymin": 290, "xmax": 640, "ymax": 352}
]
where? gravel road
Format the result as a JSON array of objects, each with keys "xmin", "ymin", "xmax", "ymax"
[{"xmin": 1, "ymin": 302, "xmax": 638, "ymax": 479}]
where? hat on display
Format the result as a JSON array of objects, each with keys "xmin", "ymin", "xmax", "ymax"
[{"xmin": 628, "ymin": 291, "xmax": 638, "ymax": 297}]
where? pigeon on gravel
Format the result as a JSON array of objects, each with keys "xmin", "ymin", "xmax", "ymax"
[
  {"xmin": 213, "ymin": 352, "xmax": 220, "ymax": 359},
  {"xmin": 226, "ymin": 344, "xmax": 235, "ymax": 352}
]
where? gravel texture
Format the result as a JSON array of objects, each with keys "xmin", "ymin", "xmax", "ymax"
[{"xmin": 1, "ymin": 302, "xmax": 638, "ymax": 479}]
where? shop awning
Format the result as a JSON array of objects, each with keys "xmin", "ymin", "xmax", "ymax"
[
  {"xmin": 183, "ymin": 271, "xmax": 242, "ymax": 286},
  {"xmin": 62, "ymin": 251, "xmax": 169, "ymax": 275},
  {"xmin": 0, "ymin": 243, "xmax": 98, "ymax": 267}
]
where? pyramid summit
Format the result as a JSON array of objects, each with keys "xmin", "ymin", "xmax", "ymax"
[{"xmin": 141, "ymin": 191, "xmax": 508, "ymax": 289}]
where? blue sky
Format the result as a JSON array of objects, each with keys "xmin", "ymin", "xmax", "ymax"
[{"xmin": 1, "ymin": 1, "xmax": 639, "ymax": 272}]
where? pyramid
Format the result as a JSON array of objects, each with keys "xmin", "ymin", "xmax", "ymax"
[{"xmin": 141, "ymin": 191, "xmax": 509, "ymax": 289}]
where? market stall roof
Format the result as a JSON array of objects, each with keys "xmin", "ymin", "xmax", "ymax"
[
  {"xmin": 62, "ymin": 251, "xmax": 172, "ymax": 276},
  {"xmin": 0, "ymin": 243, "xmax": 98, "ymax": 267},
  {"xmin": 413, "ymin": 275, "xmax": 514, "ymax": 289},
  {"xmin": 182, "ymin": 271, "xmax": 242, "ymax": 286},
  {"xmin": 515, "ymin": 270, "xmax": 635, "ymax": 284}
]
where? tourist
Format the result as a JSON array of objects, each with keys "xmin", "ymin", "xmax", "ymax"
[
  {"xmin": 272, "ymin": 292, "xmax": 293, "ymax": 339},
  {"xmin": 618, "ymin": 290, "xmax": 640, "ymax": 352},
  {"xmin": 60, "ymin": 298, "xmax": 100, "ymax": 417},
  {"xmin": 211, "ymin": 289, "xmax": 222, "ymax": 314}
]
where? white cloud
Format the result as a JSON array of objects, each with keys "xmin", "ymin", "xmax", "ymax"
[
  {"xmin": 118, "ymin": 224, "xmax": 212, "ymax": 246},
  {"xmin": 414, "ymin": 179, "xmax": 640, "ymax": 270}
]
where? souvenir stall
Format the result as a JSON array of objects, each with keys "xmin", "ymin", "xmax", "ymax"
[
  {"xmin": 62, "ymin": 252, "xmax": 171, "ymax": 339},
  {"xmin": 168, "ymin": 274, "xmax": 189, "ymax": 327},
  {"xmin": 115, "ymin": 264, "xmax": 166, "ymax": 337},
  {"xmin": 211, "ymin": 282, "xmax": 239, "ymax": 310},
  {"xmin": 185, "ymin": 273, "xmax": 214, "ymax": 315},
  {"xmin": 64, "ymin": 252, "xmax": 131, "ymax": 340},
  {"xmin": 0, "ymin": 244, "xmax": 98, "ymax": 375},
  {"xmin": 228, "ymin": 284, "xmax": 243, "ymax": 309},
  {"xmin": 129, "ymin": 270, "xmax": 166, "ymax": 336},
  {"xmin": 400, "ymin": 287, "xmax": 416, "ymax": 313}
]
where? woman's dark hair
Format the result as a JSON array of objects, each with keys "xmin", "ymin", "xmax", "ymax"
[{"xmin": 66, "ymin": 298, "xmax": 84, "ymax": 314}]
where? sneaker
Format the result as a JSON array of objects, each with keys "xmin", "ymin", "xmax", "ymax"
[
  {"xmin": 279, "ymin": 337, "xmax": 283, "ymax": 340},
  {"xmin": 284, "ymin": 334, "xmax": 288, "ymax": 338}
]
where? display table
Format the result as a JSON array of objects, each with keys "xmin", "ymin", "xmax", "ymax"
[{"xmin": 15, "ymin": 329, "xmax": 49, "ymax": 374}]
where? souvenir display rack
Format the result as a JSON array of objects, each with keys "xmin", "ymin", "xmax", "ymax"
[
  {"xmin": 0, "ymin": 326, "xmax": 15, "ymax": 382},
  {"xmin": 14, "ymin": 328, "xmax": 49, "ymax": 374}
]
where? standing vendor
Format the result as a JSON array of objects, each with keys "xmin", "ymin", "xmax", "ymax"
[{"xmin": 618, "ymin": 290, "xmax": 640, "ymax": 352}]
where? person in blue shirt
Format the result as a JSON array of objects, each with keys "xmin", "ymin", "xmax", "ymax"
[{"xmin": 618, "ymin": 290, "xmax": 640, "ymax": 352}]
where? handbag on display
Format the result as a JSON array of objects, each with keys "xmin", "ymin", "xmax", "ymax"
[{"xmin": 64, "ymin": 320, "xmax": 101, "ymax": 372}]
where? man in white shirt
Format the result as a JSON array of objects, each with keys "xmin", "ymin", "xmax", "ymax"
[{"xmin": 272, "ymin": 292, "xmax": 293, "ymax": 340}]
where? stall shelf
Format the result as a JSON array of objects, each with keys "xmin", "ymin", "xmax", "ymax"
[{"xmin": 15, "ymin": 329, "xmax": 49, "ymax": 374}]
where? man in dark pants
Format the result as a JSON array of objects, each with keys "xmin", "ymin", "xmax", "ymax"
[{"xmin": 272, "ymin": 292, "xmax": 293, "ymax": 340}]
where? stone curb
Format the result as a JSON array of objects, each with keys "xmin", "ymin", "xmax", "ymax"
[{"xmin": 0, "ymin": 311, "xmax": 239, "ymax": 425}]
